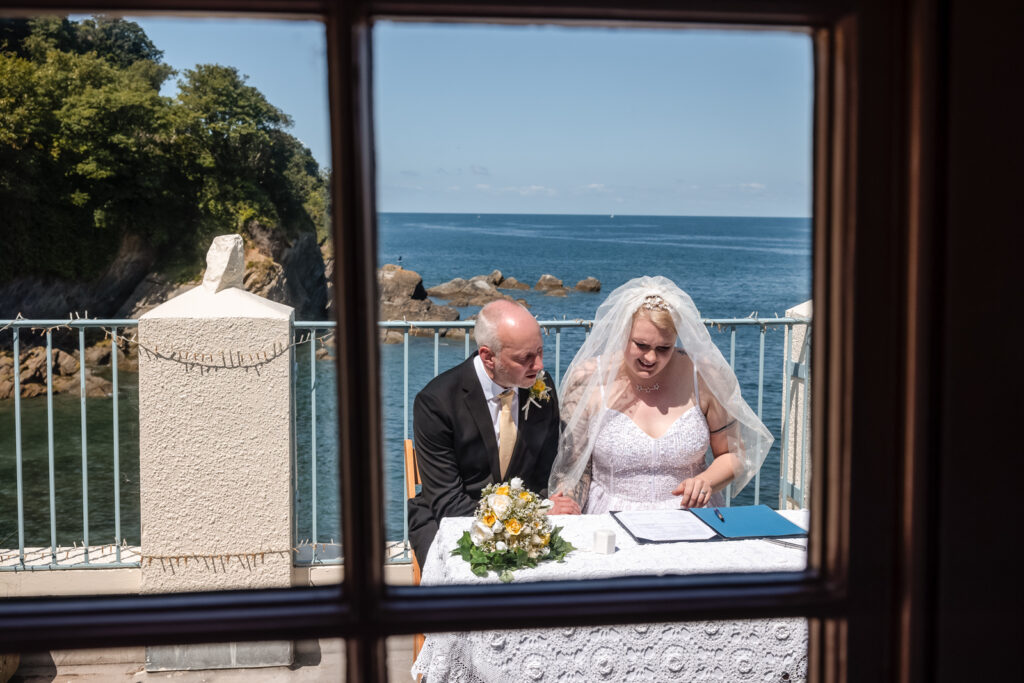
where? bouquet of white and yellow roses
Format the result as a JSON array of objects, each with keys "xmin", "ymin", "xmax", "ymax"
[{"xmin": 453, "ymin": 477, "xmax": 575, "ymax": 582}]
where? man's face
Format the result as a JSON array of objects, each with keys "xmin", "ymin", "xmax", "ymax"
[{"xmin": 483, "ymin": 320, "xmax": 544, "ymax": 389}]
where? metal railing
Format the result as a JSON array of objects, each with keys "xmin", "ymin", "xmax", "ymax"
[
  {"xmin": 1, "ymin": 318, "xmax": 138, "ymax": 571},
  {"xmin": 2, "ymin": 316, "xmax": 810, "ymax": 571}
]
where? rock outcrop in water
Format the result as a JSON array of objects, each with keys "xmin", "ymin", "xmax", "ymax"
[
  {"xmin": 378, "ymin": 265, "xmax": 460, "ymax": 344},
  {"xmin": 0, "ymin": 347, "xmax": 115, "ymax": 399},
  {"xmin": 426, "ymin": 270, "xmax": 521, "ymax": 307}
]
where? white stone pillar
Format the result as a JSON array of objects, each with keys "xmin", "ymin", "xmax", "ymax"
[
  {"xmin": 781, "ymin": 300, "xmax": 812, "ymax": 510},
  {"xmin": 138, "ymin": 235, "xmax": 294, "ymax": 670}
]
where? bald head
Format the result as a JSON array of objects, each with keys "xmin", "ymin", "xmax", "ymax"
[
  {"xmin": 475, "ymin": 300, "xmax": 537, "ymax": 353},
  {"xmin": 476, "ymin": 300, "xmax": 544, "ymax": 389}
]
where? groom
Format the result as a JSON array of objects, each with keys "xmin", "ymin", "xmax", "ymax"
[{"xmin": 407, "ymin": 300, "xmax": 578, "ymax": 565}]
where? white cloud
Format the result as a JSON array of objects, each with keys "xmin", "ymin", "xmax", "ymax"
[
  {"xmin": 475, "ymin": 183, "xmax": 491, "ymax": 190},
  {"xmin": 446, "ymin": 185, "xmax": 461, "ymax": 192},
  {"xmin": 470, "ymin": 164, "xmax": 490, "ymax": 176},
  {"xmin": 739, "ymin": 182, "xmax": 767, "ymax": 191},
  {"xmin": 496, "ymin": 185, "xmax": 556, "ymax": 196}
]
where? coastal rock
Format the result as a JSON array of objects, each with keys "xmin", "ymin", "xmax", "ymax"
[
  {"xmin": 544, "ymin": 288, "xmax": 569, "ymax": 297},
  {"xmin": 426, "ymin": 277, "xmax": 469, "ymax": 299},
  {"xmin": 0, "ymin": 347, "xmax": 113, "ymax": 399},
  {"xmin": 486, "ymin": 270, "xmax": 504, "ymax": 286},
  {"xmin": 242, "ymin": 227, "xmax": 327, "ymax": 320},
  {"xmin": 497, "ymin": 276, "xmax": 530, "ymax": 291},
  {"xmin": 116, "ymin": 274, "xmax": 197, "ymax": 319},
  {"xmin": 379, "ymin": 263, "xmax": 428, "ymax": 301},
  {"xmin": 378, "ymin": 265, "xmax": 460, "ymax": 344},
  {"xmin": 575, "ymin": 277, "xmax": 602, "ymax": 292},
  {"xmin": 323, "ymin": 251, "xmax": 335, "ymax": 312},
  {"xmin": 115, "ymin": 224, "xmax": 330, "ymax": 321},
  {"xmin": 427, "ymin": 274, "xmax": 516, "ymax": 307},
  {"xmin": 0, "ymin": 233, "xmax": 155, "ymax": 320},
  {"xmin": 534, "ymin": 274, "xmax": 563, "ymax": 291}
]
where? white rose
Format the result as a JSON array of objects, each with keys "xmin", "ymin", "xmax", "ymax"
[
  {"xmin": 539, "ymin": 498, "xmax": 554, "ymax": 511},
  {"xmin": 495, "ymin": 541, "xmax": 507, "ymax": 552},
  {"xmin": 531, "ymin": 534, "xmax": 544, "ymax": 546},
  {"xmin": 470, "ymin": 520, "xmax": 494, "ymax": 545},
  {"xmin": 492, "ymin": 520, "xmax": 504, "ymax": 533},
  {"xmin": 510, "ymin": 477, "xmax": 524, "ymax": 489},
  {"xmin": 487, "ymin": 494, "xmax": 512, "ymax": 519}
]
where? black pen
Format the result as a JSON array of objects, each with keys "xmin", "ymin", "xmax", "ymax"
[{"xmin": 714, "ymin": 507, "xmax": 725, "ymax": 522}]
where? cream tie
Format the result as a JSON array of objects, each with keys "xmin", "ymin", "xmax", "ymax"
[{"xmin": 498, "ymin": 389, "xmax": 517, "ymax": 479}]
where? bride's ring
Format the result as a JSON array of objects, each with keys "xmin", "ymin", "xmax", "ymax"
[{"xmin": 700, "ymin": 490, "xmax": 708, "ymax": 495}]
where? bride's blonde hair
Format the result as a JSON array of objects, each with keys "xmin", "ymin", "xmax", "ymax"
[{"xmin": 632, "ymin": 296, "xmax": 677, "ymax": 335}]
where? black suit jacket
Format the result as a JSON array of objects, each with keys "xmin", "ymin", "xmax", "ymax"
[{"xmin": 407, "ymin": 354, "xmax": 560, "ymax": 563}]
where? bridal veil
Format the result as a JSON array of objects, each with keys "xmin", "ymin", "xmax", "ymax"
[{"xmin": 548, "ymin": 275, "xmax": 773, "ymax": 501}]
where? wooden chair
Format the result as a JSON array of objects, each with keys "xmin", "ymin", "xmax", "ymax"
[{"xmin": 403, "ymin": 439, "xmax": 426, "ymax": 664}]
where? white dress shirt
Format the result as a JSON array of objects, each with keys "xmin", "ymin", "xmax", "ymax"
[{"xmin": 473, "ymin": 354, "xmax": 520, "ymax": 442}]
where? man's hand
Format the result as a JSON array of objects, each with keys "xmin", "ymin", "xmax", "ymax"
[{"xmin": 547, "ymin": 492, "xmax": 581, "ymax": 515}]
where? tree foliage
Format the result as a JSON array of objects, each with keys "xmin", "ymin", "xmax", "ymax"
[{"xmin": 0, "ymin": 16, "xmax": 328, "ymax": 282}]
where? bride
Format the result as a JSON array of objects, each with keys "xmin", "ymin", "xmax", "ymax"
[{"xmin": 549, "ymin": 276, "xmax": 773, "ymax": 513}]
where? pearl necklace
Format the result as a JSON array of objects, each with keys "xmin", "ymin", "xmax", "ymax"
[{"xmin": 635, "ymin": 382, "xmax": 661, "ymax": 393}]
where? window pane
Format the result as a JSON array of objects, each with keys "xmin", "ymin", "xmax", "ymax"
[
  {"xmin": 374, "ymin": 22, "xmax": 813, "ymax": 587},
  {"xmin": 6, "ymin": 638, "xmax": 346, "ymax": 679},
  {"xmin": 410, "ymin": 620, "xmax": 806, "ymax": 681},
  {"xmin": 0, "ymin": 14, "xmax": 340, "ymax": 596}
]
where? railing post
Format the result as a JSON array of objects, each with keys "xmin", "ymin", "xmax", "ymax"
[
  {"xmin": 45, "ymin": 330, "xmax": 57, "ymax": 565},
  {"xmin": 79, "ymin": 327, "xmax": 90, "ymax": 563},
  {"xmin": 13, "ymin": 328, "xmax": 25, "ymax": 567},
  {"xmin": 112, "ymin": 327, "xmax": 121, "ymax": 563},
  {"xmin": 309, "ymin": 332, "xmax": 318, "ymax": 560}
]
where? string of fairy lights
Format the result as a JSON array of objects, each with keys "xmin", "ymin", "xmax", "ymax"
[{"xmin": 0, "ymin": 311, "xmax": 337, "ymax": 372}]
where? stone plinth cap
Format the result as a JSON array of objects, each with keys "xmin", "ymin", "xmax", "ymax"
[
  {"xmin": 141, "ymin": 284, "xmax": 293, "ymax": 320},
  {"xmin": 786, "ymin": 300, "xmax": 812, "ymax": 320}
]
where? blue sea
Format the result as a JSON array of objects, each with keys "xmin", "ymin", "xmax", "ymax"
[{"xmin": 0, "ymin": 213, "xmax": 811, "ymax": 549}]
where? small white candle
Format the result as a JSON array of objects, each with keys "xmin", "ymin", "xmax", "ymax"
[{"xmin": 594, "ymin": 529, "xmax": 616, "ymax": 554}]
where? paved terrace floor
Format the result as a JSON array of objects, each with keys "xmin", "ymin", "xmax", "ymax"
[{"xmin": 9, "ymin": 637, "xmax": 415, "ymax": 681}]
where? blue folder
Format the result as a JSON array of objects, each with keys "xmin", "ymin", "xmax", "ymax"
[{"xmin": 690, "ymin": 505, "xmax": 807, "ymax": 539}]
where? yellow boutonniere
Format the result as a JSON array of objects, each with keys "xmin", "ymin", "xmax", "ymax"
[{"xmin": 523, "ymin": 376, "xmax": 551, "ymax": 420}]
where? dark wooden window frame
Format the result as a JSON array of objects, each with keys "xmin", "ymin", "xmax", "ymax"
[{"xmin": 0, "ymin": 1, "xmax": 944, "ymax": 682}]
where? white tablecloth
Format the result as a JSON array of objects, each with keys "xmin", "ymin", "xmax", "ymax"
[{"xmin": 412, "ymin": 511, "xmax": 809, "ymax": 682}]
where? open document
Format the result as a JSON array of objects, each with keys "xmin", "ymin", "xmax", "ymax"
[
  {"xmin": 612, "ymin": 505, "xmax": 809, "ymax": 543},
  {"xmin": 610, "ymin": 509, "xmax": 719, "ymax": 543}
]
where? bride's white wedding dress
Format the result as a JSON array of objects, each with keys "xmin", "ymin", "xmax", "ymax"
[{"xmin": 585, "ymin": 366, "xmax": 724, "ymax": 513}]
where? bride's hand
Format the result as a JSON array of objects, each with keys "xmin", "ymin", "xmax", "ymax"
[
  {"xmin": 548, "ymin": 492, "xmax": 581, "ymax": 515},
  {"xmin": 673, "ymin": 477, "xmax": 713, "ymax": 508}
]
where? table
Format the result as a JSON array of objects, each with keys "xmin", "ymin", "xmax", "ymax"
[{"xmin": 411, "ymin": 511, "xmax": 809, "ymax": 682}]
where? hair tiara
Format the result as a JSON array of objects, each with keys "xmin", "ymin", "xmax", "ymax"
[{"xmin": 639, "ymin": 294, "xmax": 670, "ymax": 312}]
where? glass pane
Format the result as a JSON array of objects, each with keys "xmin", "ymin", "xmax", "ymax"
[
  {"xmin": 0, "ymin": 14, "xmax": 339, "ymax": 595},
  {"xmin": 374, "ymin": 22, "xmax": 813, "ymax": 585},
  {"xmin": 411, "ymin": 620, "xmax": 806, "ymax": 681},
  {"xmin": 5, "ymin": 638, "xmax": 345, "ymax": 679}
]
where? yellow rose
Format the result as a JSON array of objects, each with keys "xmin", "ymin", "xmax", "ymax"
[
  {"xmin": 532, "ymin": 378, "xmax": 546, "ymax": 393},
  {"xmin": 505, "ymin": 518, "xmax": 523, "ymax": 535},
  {"xmin": 495, "ymin": 485, "xmax": 510, "ymax": 496},
  {"xmin": 483, "ymin": 512, "xmax": 497, "ymax": 526},
  {"xmin": 541, "ymin": 533, "xmax": 550, "ymax": 545},
  {"xmin": 519, "ymin": 491, "xmax": 532, "ymax": 500}
]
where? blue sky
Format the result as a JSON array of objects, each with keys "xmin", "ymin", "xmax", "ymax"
[{"xmin": 131, "ymin": 17, "xmax": 812, "ymax": 217}]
